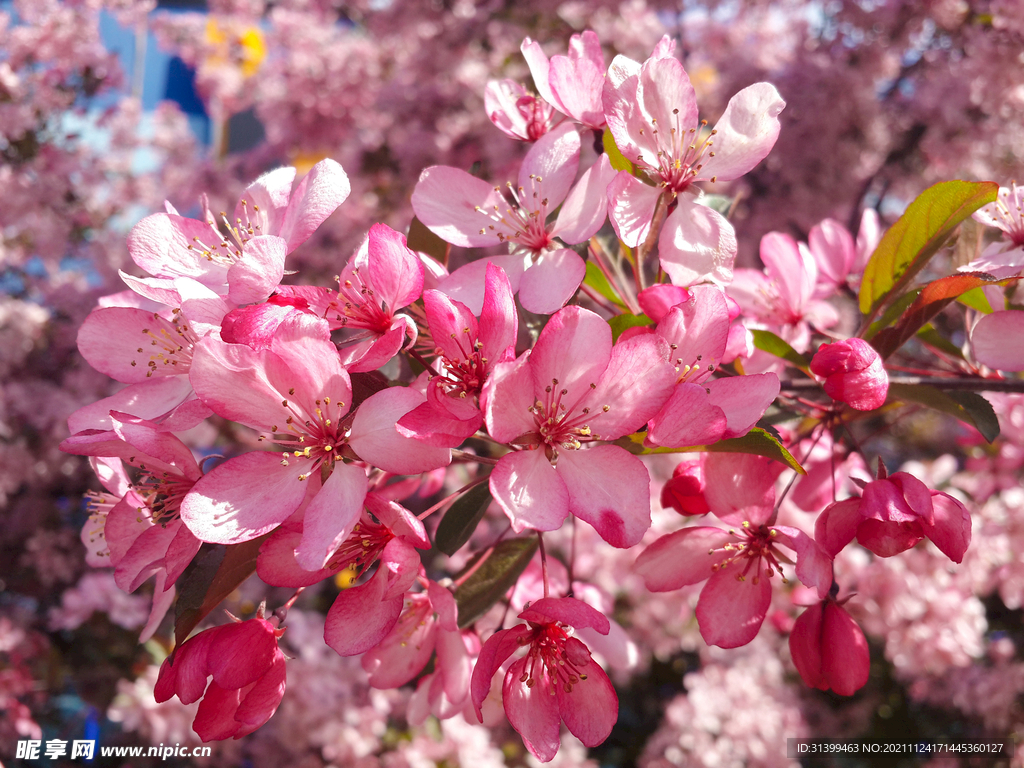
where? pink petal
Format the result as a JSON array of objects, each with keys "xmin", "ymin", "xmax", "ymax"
[
  {"xmin": 294, "ymin": 462, "xmax": 368, "ymax": 571},
  {"xmin": 481, "ymin": 352, "xmax": 538, "ymax": 443},
  {"xmin": 379, "ymin": 537, "xmax": 423, "ymax": 600},
  {"xmin": 638, "ymin": 284, "xmax": 692, "ymax": 322},
  {"xmin": 809, "ymin": 218, "xmax": 855, "ymax": 294},
  {"xmin": 437, "ymin": 253, "xmax": 526, "ymax": 316},
  {"xmin": 114, "ymin": 522, "xmax": 178, "ymax": 592},
  {"xmin": 349, "ymin": 387, "xmax": 452, "ymax": 474},
  {"xmin": 557, "ymin": 658, "xmax": 618, "ymax": 747},
  {"xmin": 67, "ymin": 377, "xmax": 198, "ymax": 433},
  {"xmin": 484, "ymin": 78, "xmax": 531, "ymax": 140},
  {"xmin": 635, "ymin": 527, "xmax": 731, "ymax": 591},
  {"xmin": 702, "ymin": 452, "xmax": 777, "ymax": 527},
  {"xmin": 519, "ymin": 248, "xmax": 586, "ymax": 314},
  {"xmin": 478, "ymin": 262, "xmax": 518, "ymax": 360},
  {"xmin": 656, "ymin": 285, "xmax": 730, "ymax": 366},
  {"xmin": 396, "ymin": 391, "xmax": 482, "ymax": 448},
  {"xmin": 411, "ymin": 166, "xmax": 507, "ymax": 248},
  {"xmin": 607, "ymin": 171, "xmax": 661, "ymax": 248},
  {"xmin": 789, "ymin": 602, "xmax": 825, "ymax": 690},
  {"xmin": 226, "ymin": 235, "xmax": 287, "ymax": 306},
  {"xmin": 646, "ymin": 383, "xmax": 728, "ymax": 447},
  {"xmin": 103, "ymin": 494, "xmax": 151, "ymax": 566},
  {"xmin": 207, "ymin": 619, "xmax": 279, "ymax": 690},
  {"xmin": 367, "ymin": 223, "xmax": 424, "ymax": 309},
  {"xmin": 233, "ymin": 655, "xmax": 287, "ymax": 737},
  {"xmin": 324, "ymin": 566, "xmax": 403, "ymax": 656},
  {"xmin": 424, "ymin": 289, "xmax": 479, "ymax": 361},
  {"xmin": 192, "ymin": 682, "xmax": 243, "ymax": 741},
  {"xmin": 503, "ymin": 657, "xmax": 562, "ymax": 763},
  {"xmin": 814, "ymin": 498, "xmax": 865, "ymax": 557},
  {"xmin": 548, "ymin": 31, "xmax": 606, "ymax": 128},
  {"xmin": 921, "ymin": 491, "xmax": 972, "ymax": 563},
  {"xmin": 602, "ymin": 54, "xmax": 646, "ymax": 165},
  {"xmin": 695, "ymin": 562, "xmax": 773, "ymax": 648},
  {"xmin": 340, "ymin": 321, "xmax": 409, "ymax": 374},
  {"xmin": 706, "ymin": 372, "xmax": 781, "ymax": 438},
  {"xmin": 579, "ymin": 333, "xmax": 675, "ymax": 441},
  {"xmin": 220, "ymin": 302, "xmax": 301, "ymax": 350},
  {"xmin": 658, "ymin": 196, "xmax": 737, "ymax": 287},
  {"xmin": 519, "ymin": 123, "xmax": 580, "ymax": 211},
  {"xmin": 519, "ymin": 597, "xmax": 610, "ymax": 634},
  {"xmin": 530, "ymin": 305, "xmax": 612, "ymax": 408},
  {"xmin": 126, "ymin": 212, "xmax": 225, "ymax": 283},
  {"xmin": 490, "ymin": 449, "xmax": 570, "ymax": 533},
  {"xmin": 174, "ymin": 277, "xmax": 232, "ymax": 335},
  {"xmin": 761, "ymin": 233, "xmax": 816, "ymax": 318},
  {"xmin": 556, "ymin": 446, "xmax": 652, "ymax": 548},
  {"xmin": 118, "ymin": 271, "xmax": 184, "ymax": 306},
  {"xmin": 180, "ymin": 452, "xmax": 310, "ymax": 544},
  {"xmin": 471, "ymin": 625, "xmax": 530, "ymax": 719},
  {"xmin": 237, "ymin": 167, "xmax": 295, "ymax": 239},
  {"xmin": 699, "ymin": 82, "xmax": 785, "ymax": 182},
  {"xmin": 157, "ymin": 628, "xmax": 217, "ymax": 704},
  {"xmin": 820, "ymin": 601, "xmax": 870, "ymax": 696},
  {"xmin": 971, "ymin": 310, "xmax": 1024, "ymax": 371},
  {"xmin": 278, "ymin": 158, "xmax": 351, "ymax": 252},
  {"xmin": 140, "ymin": 575, "xmax": 175, "ymax": 643},
  {"xmin": 638, "ymin": 57, "xmax": 699, "ymax": 147},
  {"xmin": 268, "ymin": 315, "xmax": 351, "ymax": 411},
  {"xmin": 520, "ymin": 38, "xmax": 559, "ymax": 109},
  {"xmin": 856, "ymin": 518, "xmax": 923, "ymax": 557},
  {"xmin": 110, "ymin": 414, "xmax": 201, "ymax": 480},
  {"xmin": 429, "ymin": 581, "xmax": 459, "ymax": 632},
  {"xmin": 77, "ymin": 307, "xmax": 181, "ymax": 384},
  {"xmin": 772, "ymin": 525, "xmax": 833, "ymax": 599},
  {"xmin": 163, "ymin": 523, "xmax": 203, "ymax": 585},
  {"xmin": 362, "ymin": 605, "xmax": 438, "ymax": 689}
]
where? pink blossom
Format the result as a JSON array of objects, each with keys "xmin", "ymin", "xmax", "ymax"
[
  {"xmin": 522, "ymin": 31, "xmax": 606, "ymax": 130},
  {"xmin": 397, "ymin": 262, "xmax": 517, "ymax": 447},
  {"xmin": 970, "ymin": 310, "xmax": 1024, "ymax": 371},
  {"xmin": 807, "ymin": 218, "xmax": 857, "ymax": 298},
  {"xmin": 484, "ymin": 79, "xmax": 559, "ymax": 141},
  {"xmin": 635, "ymin": 453, "xmax": 832, "ymax": 648},
  {"xmin": 815, "ymin": 468, "xmax": 972, "ymax": 564},
  {"xmin": 645, "ymin": 286, "xmax": 780, "ymax": 447},
  {"xmin": 973, "ymin": 183, "xmax": 1024, "ymax": 246},
  {"xmin": 125, "ymin": 159, "xmax": 349, "ymax": 300},
  {"xmin": 660, "ymin": 458, "xmax": 710, "ymax": 516},
  {"xmin": 154, "ymin": 614, "xmax": 287, "ymax": 741},
  {"xmin": 789, "ymin": 599, "xmax": 870, "ymax": 696},
  {"xmin": 809, "ymin": 337, "xmax": 889, "ymax": 410},
  {"xmin": 471, "ymin": 597, "xmax": 617, "ymax": 763},
  {"xmin": 482, "ymin": 305, "xmax": 676, "ymax": 547},
  {"xmin": 412, "ymin": 123, "xmax": 615, "ymax": 314}
]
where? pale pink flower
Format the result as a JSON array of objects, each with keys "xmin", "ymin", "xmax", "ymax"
[
  {"xmin": 635, "ymin": 453, "xmax": 832, "ymax": 648},
  {"xmin": 484, "ymin": 79, "xmax": 560, "ymax": 141},
  {"xmin": 482, "ymin": 305, "xmax": 676, "ymax": 547},
  {"xmin": 603, "ymin": 45, "xmax": 784, "ymax": 284},
  {"xmin": 412, "ymin": 123, "xmax": 616, "ymax": 314},
  {"xmin": 521, "ymin": 31, "xmax": 607, "ymax": 130},
  {"xmin": 154, "ymin": 614, "xmax": 287, "ymax": 741},
  {"xmin": 970, "ymin": 310, "xmax": 1024, "ymax": 371},
  {"xmin": 807, "ymin": 218, "xmax": 857, "ymax": 298},
  {"xmin": 809, "ymin": 337, "xmax": 889, "ymax": 411},
  {"xmin": 645, "ymin": 286, "xmax": 780, "ymax": 447},
  {"xmin": 181, "ymin": 315, "xmax": 448, "ymax": 566},
  {"xmin": 125, "ymin": 159, "xmax": 349, "ymax": 302},
  {"xmin": 789, "ymin": 598, "xmax": 870, "ymax": 696},
  {"xmin": 973, "ymin": 182, "xmax": 1024, "ymax": 246},
  {"xmin": 471, "ymin": 597, "xmax": 618, "ymax": 763},
  {"xmin": 397, "ymin": 262, "xmax": 517, "ymax": 447},
  {"xmin": 815, "ymin": 467, "xmax": 972, "ymax": 563}
]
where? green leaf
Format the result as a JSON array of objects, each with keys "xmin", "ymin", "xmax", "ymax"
[
  {"xmin": 454, "ymin": 537, "xmax": 538, "ymax": 628},
  {"xmin": 957, "ymin": 286, "xmax": 995, "ymax": 313},
  {"xmin": 602, "ymin": 128, "xmax": 634, "ymax": 175},
  {"xmin": 434, "ymin": 482, "xmax": 492, "ymax": 557},
  {"xmin": 888, "ymin": 383, "xmax": 1000, "ymax": 442},
  {"xmin": 608, "ymin": 312, "xmax": 653, "ymax": 342},
  {"xmin": 871, "ymin": 272, "xmax": 1018, "ymax": 358},
  {"xmin": 174, "ymin": 536, "xmax": 267, "ymax": 646},
  {"xmin": 618, "ymin": 427, "xmax": 805, "ymax": 474},
  {"xmin": 406, "ymin": 216, "xmax": 450, "ymax": 268},
  {"xmin": 702, "ymin": 194, "xmax": 733, "ymax": 215},
  {"xmin": 750, "ymin": 329, "xmax": 811, "ymax": 374},
  {"xmin": 584, "ymin": 261, "xmax": 626, "ymax": 309},
  {"xmin": 858, "ymin": 180, "xmax": 998, "ymax": 315},
  {"xmin": 864, "ymin": 288, "xmax": 921, "ymax": 340}
]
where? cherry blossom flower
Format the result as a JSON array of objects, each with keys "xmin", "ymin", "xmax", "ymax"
[
  {"xmin": 471, "ymin": 597, "xmax": 618, "ymax": 763},
  {"xmin": 412, "ymin": 123, "xmax": 615, "ymax": 314},
  {"xmin": 645, "ymin": 286, "xmax": 780, "ymax": 447},
  {"xmin": 521, "ymin": 31, "xmax": 607, "ymax": 131},
  {"xmin": 397, "ymin": 262, "xmax": 517, "ymax": 447},
  {"xmin": 484, "ymin": 79, "xmax": 559, "ymax": 141},
  {"xmin": 125, "ymin": 159, "xmax": 349, "ymax": 301},
  {"xmin": 181, "ymin": 315, "xmax": 449, "ymax": 564},
  {"xmin": 635, "ymin": 453, "xmax": 832, "ymax": 648},
  {"xmin": 807, "ymin": 218, "xmax": 858, "ymax": 298},
  {"xmin": 603, "ymin": 43, "xmax": 784, "ymax": 284},
  {"xmin": 482, "ymin": 305, "xmax": 676, "ymax": 547},
  {"xmin": 809, "ymin": 337, "xmax": 889, "ymax": 411},
  {"xmin": 815, "ymin": 466, "xmax": 972, "ymax": 563},
  {"xmin": 789, "ymin": 598, "xmax": 870, "ymax": 696},
  {"xmin": 154, "ymin": 613, "xmax": 287, "ymax": 741}
]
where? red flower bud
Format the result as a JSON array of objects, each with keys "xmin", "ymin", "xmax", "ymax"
[
  {"xmin": 789, "ymin": 599, "xmax": 869, "ymax": 696},
  {"xmin": 810, "ymin": 337, "xmax": 888, "ymax": 411},
  {"xmin": 660, "ymin": 459, "xmax": 710, "ymax": 516}
]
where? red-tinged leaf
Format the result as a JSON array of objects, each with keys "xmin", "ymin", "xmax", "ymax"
[
  {"xmin": 858, "ymin": 180, "xmax": 998, "ymax": 316},
  {"xmin": 435, "ymin": 482, "xmax": 492, "ymax": 557},
  {"xmin": 887, "ymin": 383, "xmax": 999, "ymax": 443},
  {"xmin": 350, "ymin": 371, "xmax": 391, "ymax": 408},
  {"xmin": 871, "ymin": 272, "xmax": 1019, "ymax": 358},
  {"xmin": 407, "ymin": 216, "xmax": 450, "ymax": 268},
  {"xmin": 174, "ymin": 536, "xmax": 268, "ymax": 646},
  {"xmin": 617, "ymin": 427, "xmax": 805, "ymax": 474},
  {"xmin": 454, "ymin": 537, "xmax": 538, "ymax": 628}
]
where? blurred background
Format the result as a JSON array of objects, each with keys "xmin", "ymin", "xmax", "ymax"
[{"xmin": 3, "ymin": 0, "xmax": 1024, "ymax": 765}]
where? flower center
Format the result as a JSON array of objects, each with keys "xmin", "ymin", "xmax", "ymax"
[
  {"xmin": 435, "ymin": 327, "xmax": 488, "ymax": 398},
  {"xmin": 328, "ymin": 267, "xmax": 393, "ymax": 334},
  {"xmin": 260, "ymin": 393, "xmax": 349, "ymax": 481},
  {"xmin": 709, "ymin": 521, "xmax": 788, "ymax": 586},
  {"xmin": 518, "ymin": 623, "xmax": 591, "ymax": 695},
  {"xmin": 186, "ymin": 200, "xmax": 262, "ymax": 265},
  {"xmin": 638, "ymin": 113, "xmax": 717, "ymax": 193},
  {"xmin": 129, "ymin": 310, "xmax": 199, "ymax": 379},
  {"xmin": 518, "ymin": 95, "xmax": 557, "ymax": 141},
  {"xmin": 990, "ymin": 182, "xmax": 1024, "ymax": 246},
  {"xmin": 474, "ymin": 177, "xmax": 555, "ymax": 252},
  {"xmin": 129, "ymin": 470, "xmax": 196, "ymax": 525},
  {"xmin": 326, "ymin": 516, "xmax": 395, "ymax": 576},
  {"xmin": 515, "ymin": 378, "xmax": 611, "ymax": 463}
]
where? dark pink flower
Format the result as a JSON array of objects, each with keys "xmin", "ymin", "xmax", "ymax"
[
  {"xmin": 635, "ymin": 453, "xmax": 832, "ymax": 648},
  {"xmin": 482, "ymin": 305, "xmax": 676, "ymax": 547},
  {"xmin": 815, "ymin": 468, "xmax": 972, "ymax": 563},
  {"xmin": 810, "ymin": 337, "xmax": 888, "ymax": 411},
  {"xmin": 789, "ymin": 599, "xmax": 870, "ymax": 696},
  {"xmin": 660, "ymin": 458, "xmax": 710, "ymax": 516},
  {"xmin": 471, "ymin": 597, "xmax": 618, "ymax": 763},
  {"xmin": 154, "ymin": 615, "xmax": 287, "ymax": 741}
]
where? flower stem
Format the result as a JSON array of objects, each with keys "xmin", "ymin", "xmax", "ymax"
[{"xmin": 779, "ymin": 376, "xmax": 1024, "ymax": 393}]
